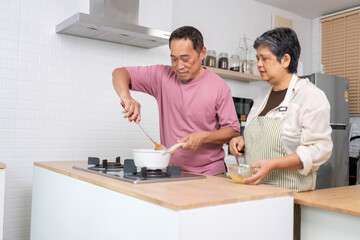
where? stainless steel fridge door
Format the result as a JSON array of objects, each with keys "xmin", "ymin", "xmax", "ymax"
[
  {"xmin": 316, "ymin": 127, "xmax": 349, "ymax": 189},
  {"xmin": 310, "ymin": 74, "xmax": 350, "ymax": 189},
  {"xmin": 312, "ymin": 73, "xmax": 349, "ymax": 124}
]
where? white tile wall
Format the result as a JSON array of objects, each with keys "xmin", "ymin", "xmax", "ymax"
[
  {"xmin": 0, "ymin": 0, "xmax": 167, "ymax": 239},
  {"xmin": 0, "ymin": 0, "xmax": 314, "ymax": 239}
]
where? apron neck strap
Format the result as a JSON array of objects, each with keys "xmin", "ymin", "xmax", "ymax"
[{"xmin": 279, "ymin": 74, "xmax": 298, "ymax": 111}]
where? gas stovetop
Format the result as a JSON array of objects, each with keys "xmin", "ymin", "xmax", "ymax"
[{"xmin": 73, "ymin": 157, "xmax": 206, "ymax": 184}]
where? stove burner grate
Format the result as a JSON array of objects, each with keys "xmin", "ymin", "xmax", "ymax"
[
  {"xmin": 125, "ymin": 169, "xmax": 168, "ymax": 179},
  {"xmin": 123, "ymin": 159, "xmax": 181, "ymax": 178},
  {"xmin": 88, "ymin": 157, "xmax": 123, "ymax": 170}
]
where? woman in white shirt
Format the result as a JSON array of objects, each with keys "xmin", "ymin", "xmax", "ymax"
[{"xmin": 229, "ymin": 27, "xmax": 333, "ymax": 239}]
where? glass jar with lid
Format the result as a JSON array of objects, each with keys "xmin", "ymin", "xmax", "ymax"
[
  {"xmin": 205, "ymin": 50, "xmax": 216, "ymax": 68},
  {"xmin": 217, "ymin": 52, "xmax": 229, "ymax": 70},
  {"xmin": 229, "ymin": 54, "xmax": 240, "ymax": 72}
]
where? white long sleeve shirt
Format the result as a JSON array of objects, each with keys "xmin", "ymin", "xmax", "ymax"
[{"xmin": 246, "ymin": 78, "xmax": 333, "ymax": 176}]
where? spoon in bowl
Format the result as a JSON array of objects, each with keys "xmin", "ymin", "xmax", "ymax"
[{"xmin": 234, "ymin": 150, "xmax": 245, "ymax": 165}]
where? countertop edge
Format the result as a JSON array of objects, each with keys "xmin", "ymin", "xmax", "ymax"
[
  {"xmin": 295, "ymin": 198, "xmax": 360, "ymax": 217},
  {"xmin": 34, "ymin": 161, "xmax": 295, "ymax": 211}
]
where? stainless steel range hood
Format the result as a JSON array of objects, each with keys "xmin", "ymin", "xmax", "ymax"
[{"xmin": 55, "ymin": 0, "xmax": 171, "ymax": 49}]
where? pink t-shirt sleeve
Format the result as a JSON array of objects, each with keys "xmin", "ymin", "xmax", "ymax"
[
  {"xmin": 216, "ymin": 83, "xmax": 240, "ymax": 132},
  {"xmin": 125, "ymin": 65, "xmax": 165, "ymax": 98}
]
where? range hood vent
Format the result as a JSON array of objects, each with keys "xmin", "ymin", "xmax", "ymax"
[{"xmin": 55, "ymin": 0, "xmax": 171, "ymax": 49}]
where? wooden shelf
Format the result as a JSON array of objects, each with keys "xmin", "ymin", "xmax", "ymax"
[{"xmin": 207, "ymin": 67, "xmax": 262, "ymax": 82}]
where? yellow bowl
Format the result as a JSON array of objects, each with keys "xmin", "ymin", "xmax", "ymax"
[{"xmin": 228, "ymin": 164, "xmax": 253, "ymax": 183}]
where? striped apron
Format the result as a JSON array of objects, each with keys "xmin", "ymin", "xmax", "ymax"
[
  {"xmin": 243, "ymin": 117, "xmax": 314, "ymax": 192},
  {"xmin": 243, "ymin": 74, "xmax": 313, "ymax": 240}
]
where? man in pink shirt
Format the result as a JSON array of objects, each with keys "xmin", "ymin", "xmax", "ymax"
[{"xmin": 112, "ymin": 26, "xmax": 240, "ymax": 175}]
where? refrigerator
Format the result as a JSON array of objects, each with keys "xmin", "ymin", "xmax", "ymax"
[{"xmin": 303, "ymin": 73, "xmax": 349, "ymax": 189}]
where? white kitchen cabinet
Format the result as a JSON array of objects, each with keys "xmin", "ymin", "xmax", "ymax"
[
  {"xmin": 301, "ymin": 205, "xmax": 360, "ymax": 240},
  {"xmin": 0, "ymin": 163, "xmax": 5, "ymax": 240}
]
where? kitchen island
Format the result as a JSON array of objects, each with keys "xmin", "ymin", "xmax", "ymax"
[
  {"xmin": 295, "ymin": 185, "xmax": 360, "ymax": 240},
  {"xmin": 31, "ymin": 161, "xmax": 294, "ymax": 240}
]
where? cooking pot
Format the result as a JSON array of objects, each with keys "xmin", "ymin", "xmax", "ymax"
[
  {"xmin": 132, "ymin": 149, "xmax": 171, "ymax": 169},
  {"xmin": 132, "ymin": 143, "xmax": 184, "ymax": 170}
]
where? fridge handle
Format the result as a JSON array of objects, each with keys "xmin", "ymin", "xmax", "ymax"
[{"xmin": 330, "ymin": 123, "xmax": 347, "ymax": 130}]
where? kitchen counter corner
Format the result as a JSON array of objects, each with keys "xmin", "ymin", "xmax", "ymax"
[{"xmin": 294, "ymin": 185, "xmax": 360, "ymax": 216}]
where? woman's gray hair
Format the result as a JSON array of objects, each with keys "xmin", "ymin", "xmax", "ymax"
[{"xmin": 254, "ymin": 28, "xmax": 301, "ymax": 73}]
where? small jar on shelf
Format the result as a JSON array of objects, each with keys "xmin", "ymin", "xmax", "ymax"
[
  {"xmin": 229, "ymin": 54, "xmax": 240, "ymax": 72},
  {"xmin": 205, "ymin": 50, "xmax": 216, "ymax": 68},
  {"xmin": 217, "ymin": 52, "xmax": 229, "ymax": 70},
  {"xmin": 239, "ymin": 59, "xmax": 248, "ymax": 73}
]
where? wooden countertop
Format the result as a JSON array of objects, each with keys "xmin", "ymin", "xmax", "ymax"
[
  {"xmin": 0, "ymin": 163, "xmax": 6, "ymax": 169},
  {"xmin": 294, "ymin": 185, "xmax": 360, "ymax": 217},
  {"xmin": 34, "ymin": 161, "xmax": 294, "ymax": 211}
]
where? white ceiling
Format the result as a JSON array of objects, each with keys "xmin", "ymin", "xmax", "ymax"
[{"xmin": 254, "ymin": 0, "xmax": 360, "ymax": 19}]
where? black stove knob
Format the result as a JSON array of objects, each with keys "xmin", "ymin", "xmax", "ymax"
[
  {"xmin": 116, "ymin": 156, "xmax": 121, "ymax": 163},
  {"xmin": 102, "ymin": 159, "xmax": 108, "ymax": 168},
  {"xmin": 88, "ymin": 157, "xmax": 100, "ymax": 166}
]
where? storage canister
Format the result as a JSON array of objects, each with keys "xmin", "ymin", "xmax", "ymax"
[
  {"xmin": 229, "ymin": 54, "xmax": 240, "ymax": 72},
  {"xmin": 205, "ymin": 50, "xmax": 216, "ymax": 68},
  {"xmin": 218, "ymin": 52, "xmax": 229, "ymax": 70}
]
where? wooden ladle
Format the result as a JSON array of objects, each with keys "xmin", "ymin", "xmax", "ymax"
[{"xmin": 165, "ymin": 142, "xmax": 185, "ymax": 155}]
